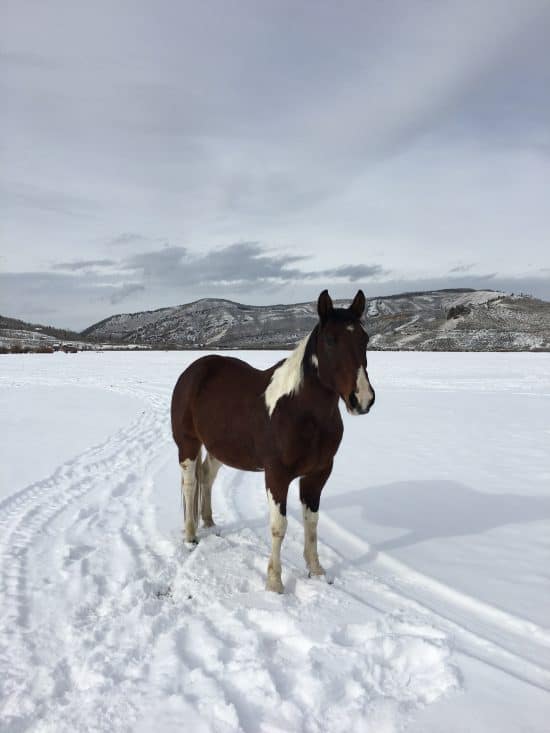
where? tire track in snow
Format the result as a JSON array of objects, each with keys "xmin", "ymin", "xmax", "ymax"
[
  {"xmin": 0, "ymin": 379, "xmax": 173, "ymax": 730},
  {"xmin": 221, "ymin": 469, "xmax": 550, "ymax": 693},
  {"xmin": 320, "ymin": 513, "xmax": 550, "ymax": 658}
]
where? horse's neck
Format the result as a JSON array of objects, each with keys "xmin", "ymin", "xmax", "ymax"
[{"xmin": 300, "ymin": 357, "xmax": 340, "ymax": 418}]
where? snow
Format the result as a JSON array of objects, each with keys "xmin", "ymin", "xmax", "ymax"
[
  {"xmin": 1, "ymin": 350, "xmax": 549, "ymax": 732},
  {"xmin": 0, "ymin": 385, "xmax": 143, "ymax": 499}
]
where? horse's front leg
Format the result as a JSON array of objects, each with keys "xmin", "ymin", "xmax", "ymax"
[
  {"xmin": 300, "ymin": 462, "xmax": 333, "ymax": 577},
  {"xmin": 264, "ymin": 466, "xmax": 290, "ymax": 593}
]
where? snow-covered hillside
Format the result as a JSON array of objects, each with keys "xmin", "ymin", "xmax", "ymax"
[
  {"xmin": 1, "ymin": 351, "xmax": 549, "ymax": 732},
  {"xmin": 82, "ymin": 290, "xmax": 550, "ymax": 351},
  {"xmin": 82, "ymin": 298, "xmax": 319, "ymax": 349},
  {"xmin": 4, "ymin": 289, "xmax": 550, "ymax": 352}
]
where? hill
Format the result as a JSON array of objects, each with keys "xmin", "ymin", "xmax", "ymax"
[
  {"xmin": 82, "ymin": 289, "xmax": 550, "ymax": 351},
  {"xmin": 3, "ymin": 289, "xmax": 550, "ymax": 352}
]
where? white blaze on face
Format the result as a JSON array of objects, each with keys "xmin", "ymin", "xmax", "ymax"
[{"xmin": 355, "ymin": 366, "xmax": 374, "ymax": 411}]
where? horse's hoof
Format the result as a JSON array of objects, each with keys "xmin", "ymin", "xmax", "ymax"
[
  {"xmin": 202, "ymin": 518, "xmax": 216, "ymax": 528},
  {"xmin": 266, "ymin": 576, "xmax": 284, "ymax": 594},
  {"xmin": 307, "ymin": 565, "xmax": 326, "ymax": 578},
  {"xmin": 184, "ymin": 537, "xmax": 198, "ymax": 548}
]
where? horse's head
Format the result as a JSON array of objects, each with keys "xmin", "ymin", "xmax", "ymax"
[{"xmin": 315, "ymin": 289, "xmax": 375, "ymax": 415}]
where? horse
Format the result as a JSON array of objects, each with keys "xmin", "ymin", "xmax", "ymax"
[{"xmin": 170, "ymin": 289, "xmax": 375, "ymax": 592}]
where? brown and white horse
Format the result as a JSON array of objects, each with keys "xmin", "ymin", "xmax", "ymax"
[{"xmin": 170, "ymin": 290, "xmax": 375, "ymax": 592}]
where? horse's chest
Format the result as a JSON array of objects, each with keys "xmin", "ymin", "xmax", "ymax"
[{"xmin": 277, "ymin": 416, "xmax": 342, "ymax": 474}]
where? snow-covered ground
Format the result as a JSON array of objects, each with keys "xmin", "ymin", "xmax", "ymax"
[{"xmin": 1, "ymin": 350, "xmax": 549, "ymax": 732}]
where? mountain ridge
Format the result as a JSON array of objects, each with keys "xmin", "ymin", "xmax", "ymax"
[
  {"xmin": 2, "ymin": 288, "xmax": 550, "ymax": 352},
  {"xmin": 83, "ymin": 288, "xmax": 550, "ymax": 351}
]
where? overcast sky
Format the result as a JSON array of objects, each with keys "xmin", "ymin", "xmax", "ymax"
[{"xmin": 2, "ymin": 0, "xmax": 549, "ymax": 329}]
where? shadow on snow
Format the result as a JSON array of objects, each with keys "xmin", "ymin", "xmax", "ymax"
[{"xmin": 322, "ymin": 479, "xmax": 550, "ymax": 552}]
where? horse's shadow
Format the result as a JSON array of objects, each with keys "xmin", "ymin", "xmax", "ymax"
[{"xmin": 322, "ymin": 479, "xmax": 550, "ymax": 553}]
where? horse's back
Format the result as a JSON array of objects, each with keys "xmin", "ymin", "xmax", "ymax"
[{"xmin": 172, "ymin": 354, "xmax": 262, "ymax": 401}]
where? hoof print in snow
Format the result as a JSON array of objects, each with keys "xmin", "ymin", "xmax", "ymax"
[{"xmin": 154, "ymin": 585, "xmax": 173, "ymax": 600}]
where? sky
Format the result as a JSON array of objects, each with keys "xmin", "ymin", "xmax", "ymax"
[{"xmin": 1, "ymin": 0, "xmax": 549, "ymax": 330}]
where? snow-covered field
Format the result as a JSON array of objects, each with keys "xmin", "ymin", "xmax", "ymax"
[{"xmin": 1, "ymin": 350, "xmax": 549, "ymax": 732}]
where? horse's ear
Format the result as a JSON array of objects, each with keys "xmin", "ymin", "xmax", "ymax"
[
  {"xmin": 317, "ymin": 289, "xmax": 334, "ymax": 323},
  {"xmin": 349, "ymin": 290, "xmax": 366, "ymax": 318}
]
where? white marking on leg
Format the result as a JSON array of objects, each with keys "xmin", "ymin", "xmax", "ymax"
[
  {"xmin": 200, "ymin": 453, "xmax": 221, "ymax": 527},
  {"xmin": 355, "ymin": 366, "xmax": 374, "ymax": 411},
  {"xmin": 264, "ymin": 333, "xmax": 311, "ymax": 417},
  {"xmin": 180, "ymin": 459, "xmax": 198, "ymax": 542},
  {"xmin": 266, "ymin": 489, "xmax": 287, "ymax": 593},
  {"xmin": 302, "ymin": 504, "xmax": 325, "ymax": 576}
]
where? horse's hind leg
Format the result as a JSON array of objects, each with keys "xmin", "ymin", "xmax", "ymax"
[
  {"xmin": 178, "ymin": 438, "xmax": 202, "ymax": 543},
  {"xmin": 200, "ymin": 452, "xmax": 222, "ymax": 527}
]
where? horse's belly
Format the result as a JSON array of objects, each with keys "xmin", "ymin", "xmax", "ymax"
[{"xmin": 195, "ymin": 413, "xmax": 264, "ymax": 472}]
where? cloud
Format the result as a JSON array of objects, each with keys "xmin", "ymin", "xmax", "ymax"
[
  {"xmin": 1, "ymin": 182, "xmax": 98, "ymax": 218},
  {"xmin": 45, "ymin": 241, "xmax": 386, "ymax": 294},
  {"xmin": 122, "ymin": 242, "xmax": 305, "ymax": 286},
  {"xmin": 52, "ymin": 259, "xmax": 116, "ymax": 271},
  {"xmin": 107, "ymin": 232, "xmax": 156, "ymax": 247},
  {"xmin": 121, "ymin": 242, "xmax": 386, "ymax": 289},
  {"xmin": 108, "ymin": 282, "xmax": 145, "ymax": 304},
  {"xmin": 449, "ymin": 263, "xmax": 476, "ymax": 273},
  {"xmin": 319, "ymin": 264, "xmax": 387, "ymax": 281}
]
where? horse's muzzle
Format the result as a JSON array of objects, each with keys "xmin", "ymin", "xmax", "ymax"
[{"xmin": 347, "ymin": 388, "xmax": 375, "ymax": 415}]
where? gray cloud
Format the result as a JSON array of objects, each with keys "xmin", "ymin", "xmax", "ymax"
[
  {"xmin": 108, "ymin": 282, "xmax": 146, "ymax": 305},
  {"xmin": 122, "ymin": 242, "xmax": 304, "ymax": 286},
  {"xmin": 108, "ymin": 232, "xmax": 157, "ymax": 247},
  {"xmin": 449, "ymin": 263, "xmax": 476, "ymax": 273},
  {"xmin": 53, "ymin": 258, "xmax": 116, "ymax": 271},
  {"xmin": 1, "ymin": 182, "xmax": 99, "ymax": 218},
  {"xmin": 121, "ymin": 242, "xmax": 386, "ymax": 289},
  {"xmin": 319, "ymin": 264, "xmax": 387, "ymax": 281}
]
